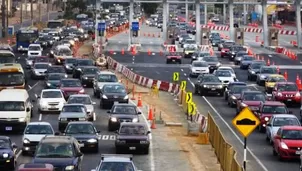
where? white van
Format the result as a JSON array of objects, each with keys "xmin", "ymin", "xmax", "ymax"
[{"xmin": 0, "ymin": 89, "xmax": 33, "ymax": 132}]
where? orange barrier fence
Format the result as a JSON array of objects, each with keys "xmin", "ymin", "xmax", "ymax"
[
  {"xmin": 248, "ymin": 23, "xmax": 258, "ymax": 28},
  {"xmin": 272, "ymin": 24, "xmax": 284, "ymax": 29}
]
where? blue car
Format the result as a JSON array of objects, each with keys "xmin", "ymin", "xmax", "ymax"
[{"xmin": 240, "ymin": 55, "xmax": 255, "ymax": 69}]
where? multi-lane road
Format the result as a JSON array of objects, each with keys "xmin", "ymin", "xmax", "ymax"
[{"xmin": 107, "ymin": 23, "xmax": 302, "ymax": 171}]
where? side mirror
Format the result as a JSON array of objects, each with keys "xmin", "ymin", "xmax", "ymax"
[
  {"xmin": 12, "ymin": 143, "xmax": 17, "ymax": 149},
  {"xmin": 267, "ymin": 123, "xmax": 272, "ymax": 127},
  {"xmin": 137, "ymin": 111, "xmax": 142, "ymax": 114},
  {"xmin": 289, "ymin": 111, "xmax": 293, "ymax": 114},
  {"xmin": 97, "ymin": 130, "xmax": 101, "ymax": 133},
  {"xmin": 274, "ymin": 135, "xmax": 281, "ymax": 140},
  {"xmin": 92, "ymin": 102, "xmax": 96, "ymax": 105},
  {"xmin": 147, "ymin": 131, "xmax": 151, "ymax": 134},
  {"xmin": 77, "ymin": 152, "xmax": 83, "ymax": 157},
  {"xmin": 55, "ymin": 132, "xmax": 61, "ymax": 135},
  {"xmin": 37, "ymin": 95, "xmax": 40, "ymax": 98},
  {"xmin": 107, "ymin": 111, "xmax": 110, "ymax": 113}
]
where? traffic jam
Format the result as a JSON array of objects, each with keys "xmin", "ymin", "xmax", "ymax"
[{"xmin": 0, "ymin": 15, "xmax": 148, "ymax": 171}]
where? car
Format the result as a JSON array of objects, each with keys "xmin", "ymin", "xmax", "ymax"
[
  {"xmin": 183, "ymin": 46, "xmax": 197, "ymax": 58},
  {"xmin": 100, "ymin": 83, "xmax": 129, "ymax": 108},
  {"xmin": 217, "ymin": 66, "xmax": 236, "ymax": 78},
  {"xmin": 194, "ymin": 74, "xmax": 224, "ymax": 96},
  {"xmin": 272, "ymin": 82, "xmax": 301, "ymax": 106},
  {"xmin": 91, "ymin": 154, "xmax": 139, "ymax": 171},
  {"xmin": 58, "ymin": 104, "xmax": 88, "ymax": 131},
  {"xmin": 64, "ymin": 58, "xmax": 77, "ymax": 74},
  {"xmin": 35, "ymin": 36, "xmax": 50, "ymax": 47},
  {"xmin": 80, "ymin": 66, "xmax": 100, "ymax": 87},
  {"xmin": 226, "ymin": 45, "xmax": 246, "ymax": 61},
  {"xmin": 33, "ymin": 56, "xmax": 51, "ymax": 66},
  {"xmin": 60, "ymin": 78, "xmax": 85, "ymax": 99},
  {"xmin": 73, "ymin": 59, "xmax": 95, "ymax": 78},
  {"xmin": 22, "ymin": 122, "xmax": 54, "ymax": 155},
  {"xmin": 30, "ymin": 62, "xmax": 49, "ymax": 79},
  {"xmin": 45, "ymin": 73, "xmax": 67, "ymax": 88},
  {"xmin": 191, "ymin": 51, "xmax": 210, "ymax": 62},
  {"xmin": 234, "ymin": 51, "xmax": 248, "ymax": 65},
  {"xmin": 177, "ymin": 34, "xmax": 190, "ymax": 42},
  {"xmin": 38, "ymin": 89, "xmax": 66, "ymax": 113},
  {"xmin": 115, "ymin": 123, "xmax": 150, "ymax": 154},
  {"xmin": 210, "ymin": 38, "xmax": 221, "ymax": 47},
  {"xmin": 67, "ymin": 94, "xmax": 96, "ymax": 121},
  {"xmin": 189, "ymin": 61, "xmax": 209, "ymax": 77},
  {"xmin": 224, "ymin": 82, "xmax": 247, "ymax": 101},
  {"xmin": 25, "ymin": 56, "xmax": 36, "ymax": 69},
  {"xmin": 48, "ymin": 30, "xmax": 61, "ymax": 41},
  {"xmin": 93, "ymin": 71, "xmax": 119, "ymax": 98},
  {"xmin": 201, "ymin": 56, "xmax": 221, "ymax": 73},
  {"xmin": 107, "ymin": 103, "xmax": 141, "ymax": 131},
  {"xmin": 227, "ymin": 85, "xmax": 249, "ymax": 107},
  {"xmin": 265, "ymin": 75, "xmax": 286, "ymax": 93},
  {"xmin": 236, "ymin": 91, "xmax": 266, "ymax": 114},
  {"xmin": 32, "ymin": 136, "xmax": 83, "ymax": 170},
  {"xmin": 182, "ymin": 39, "xmax": 197, "ymax": 49},
  {"xmin": 239, "ymin": 55, "xmax": 255, "ymax": 69},
  {"xmin": 256, "ymin": 66, "xmax": 279, "ymax": 86},
  {"xmin": 247, "ymin": 60, "xmax": 266, "ymax": 81},
  {"xmin": 255, "ymin": 101, "xmax": 292, "ymax": 132},
  {"xmin": 213, "ymin": 70, "xmax": 235, "ymax": 87},
  {"xmin": 166, "ymin": 51, "xmax": 182, "ymax": 64},
  {"xmin": 218, "ymin": 40, "xmax": 235, "ymax": 55},
  {"xmin": 0, "ymin": 44, "xmax": 13, "ymax": 52},
  {"xmin": 27, "ymin": 44, "xmax": 42, "ymax": 57},
  {"xmin": 64, "ymin": 122, "xmax": 100, "ymax": 152},
  {"xmin": 266, "ymin": 114, "xmax": 300, "ymax": 144},
  {"xmin": 18, "ymin": 163, "xmax": 54, "ymax": 171},
  {"xmin": 46, "ymin": 65, "xmax": 67, "ymax": 77},
  {"xmin": 0, "ymin": 136, "xmax": 17, "ymax": 170},
  {"xmin": 53, "ymin": 45, "xmax": 73, "ymax": 64},
  {"xmin": 272, "ymin": 126, "xmax": 302, "ymax": 160}
]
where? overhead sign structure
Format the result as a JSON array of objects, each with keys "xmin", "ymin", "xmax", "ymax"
[
  {"xmin": 173, "ymin": 72, "xmax": 179, "ymax": 82},
  {"xmin": 186, "ymin": 92, "xmax": 192, "ymax": 103},
  {"xmin": 180, "ymin": 81, "xmax": 187, "ymax": 90},
  {"xmin": 7, "ymin": 26, "xmax": 14, "ymax": 36},
  {"xmin": 98, "ymin": 22, "xmax": 106, "ymax": 31},
  {"xmin": 132, "ymin": 21, "xmax": 139, "ymax": 31}
]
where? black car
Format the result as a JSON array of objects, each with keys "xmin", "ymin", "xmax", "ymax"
[
  {"xmin": 247, "ymin": 61, "xmax": 266, "ymax": 81},
  {"xmin": 0, "ymin": 136, "xmax": 17, "ymax": 170},
  {"xmin": 234, "ymin": 51, "xmax": 248, "ymax": 65},
  {"xmin": 107, "ymin": 103, "xmax": 141, "ymax": 131},
  {"xmin": 64, "ymin": 122, "xmax": 100, "ymax": 152},
  {"xmin": 72, "ymin": 59, "xmax": 95, "ymax": 78},
  {"xmin": 210, "ymin": 38, "xmax": 221, "ymax": 47},
  {"xmin": 45, "ymin": 73, "xmax": 67, "ymax": 88},
  {"xmin": 64, "ymin": 58, "xmax": 78, "ymax": 74},
  {"xmin": 35, "ymin": 37, "xmax": 49, "ymax": 48},
  {"xmin": 100, "ymin": 83, "xmax": 129, "ymax": 109},
  {"xmin": 80, "ymin": 66, "xmax": 100, "ymax": 87},
  {"xmin": 194, "ymin": 74, "xmax": 224, "ymax": 96},
  {"xmin": 224, "ymin": 82, "xmax": 247, "ymax": 101},
  {"xmin": 32, "ymin": 136, "xmax": 83, "ymax": 171},
  {"xmin": 115, "ymin": 123, "xmax": 150, "ymax": 154},
  {"xmin": 226, "ymin": 45, "xmax": 246, "ymax": 60},
  {"xmin": 227, "ymin": 85, "xmax": 250, "ymax": 107},
  {"xmin": 47, "ymin": 65, "xmax": 67, "ymax": 77}
]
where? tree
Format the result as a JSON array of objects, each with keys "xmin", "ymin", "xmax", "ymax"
[{"xmin": 141, "ymin": 3, "xmax": 158, "ymax": 15}]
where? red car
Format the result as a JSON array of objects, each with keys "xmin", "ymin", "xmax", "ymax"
[
  {"xmin": 272, "ymin": 82, "xmax": 301, "ymax": 106},
  {"xmin": 218, "ymin": 41, "xmax": 235, "ymax": 57},
  {"xmin": 236, "ymin": 91, "xmax": 266, "ymax": 115},
  {"xmin": 59, "ymin": 78, "xmax": 85, "ymax": 99},
  {"xmin": 166, "ymin": 52, "xmax": 182, "ymax": 64},
  {"xmin": 255, "ymin": 101, "xmax": 291, "ymax": 132},
  {"xmin": 273, "ymin": 126, "xmax": 302, "ymax": 160}
]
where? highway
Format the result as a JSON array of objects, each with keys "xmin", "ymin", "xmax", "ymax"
[{"xmin": 107, "ymin": 23, "xmax": 302, "ymax": 171}]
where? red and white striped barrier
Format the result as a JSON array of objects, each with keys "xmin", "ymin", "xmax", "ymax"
[
  {"xmin": 198, "ymin": 113, "xmax": 208, "ymax": 133},
  {"xmin": 199, "ymin": 45, "xmax": 212, "ymax": 51},
  {"xmin": 107, "ymin": 56, "xmax": 180, "ymax": 93},
  {"xmin": 244, "ymin": 28, "xmax": 263, "ymax": 33}
]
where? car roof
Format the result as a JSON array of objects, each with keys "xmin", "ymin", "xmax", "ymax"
[
  {"xmin": 273, "ymin": 114, "xmax": 298, "ymax": 118},
  {"xmin": 41, "ymin": 136, "xmax": 74, "ymax": 143},
  {"xmin": 42, "ymin": 89, "xmax": 62, "ymax": 92},
  {"xmin": 63, "ymin": 103, "xmax": 85, "ymax": 107},
  {"xmin": 67, "ymin": 121, "xmax": 93, "ymax": 125},
  {"xmin": 276, "ymin": 82, "xmax": 295, "ymax": 85},
  {"xmin": 0, "ymin": 89, "xmax": 28, "ymax": 101},
  {"xmin": 101, "ymin": 154, "xmax": 133, "ymax": 162},
  {"xmin": 69, "ymin": 94, "xmax": 90, "ymax": 98},
  {"xmin": 28, "ymin": 122, "xmax": 52, "ymax": 126},
  {"xmin": 262, "ymin": 101, "xmax": 285, "ymax": 106},
  {"xmin": 281, "ymin": 126, "xmax": 302, "ymax": 130}
]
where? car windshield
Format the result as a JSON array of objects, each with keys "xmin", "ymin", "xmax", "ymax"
[
  {"xmin": 48, "ymin": 66, "xmax": 65, "ymax": 73},
  {"xmin": 99, "ymin": 162, "xmax": 135, "ymax": 171},
  {"xmin": 35, "ymin": 143, "xmax": 74, "ymax": 158},
  {"xmin": 251, "ymin": 63, "xmax": 264, "ymax": 69},
  {"xmin": 65, "ymin": 124, "xmax": 95, "ymax": 134},
  {"xmin": 24, "ymin": 125, "xmax": 53, "ymax": 134},
  {"xmin": 61, "ymin": 80, "xmax": 82, "ymax": 87},
  {"xmin": 198, "ymin": 52, "xmax": 210, "ymax": 57},
  {"xmin": 58, "ymin": 49, "xmax": 71, "ymax": 56},
  {"xmin": 83, "ymin": 68, "xmax": 98, "ymax": 74},
  {"xmin": 260, "ymin": 67, "xmax": 277, "ymax": 74},
  {"xmin": 242, "ymin": 93, "xmax": 265, "ymax": 101},
  {"xmin": 29, "ymin": 46, "xmax": 40, "ymax": 51},
  {"xmin": 273, "ymin": 118, "xmax": 300, "ymax": 127},
  {"xmin": 112, "ymin": 106, "xmax": 136, "ymax": 114},
  {"xmin": 98, "ymin": 74, "xmax": 118, "ymax": 82},
  {"xmin": 269, "ymin": 77, "xmax": 286, "ymax": 82},
  {"xmin": 282, "ymin": 130, "xmax": 302, "ymax": 140},
  {"xmin": 243, "ymin": 56, "xmax": 254, "ymax": 61},
  {"xmin": 203, "ymin": 57, "xmax": 218, "ymax": 62},
  {"xmin": 27, "ymin": 56, "xmax": 36, "ymax": 60},
  {"xmin": 233, "ymin": 46, "xmax": 246, "ymax": 51},
  {"xmin": 62, "ymin": 106, "xmax": 85, "ymax": 113},
  {"xmin": 35, "ymin": 58, "xmax": 49, "ymax": 63},
  {"xmin": 231, "ymin": 86, "xmax": 249, "ymax": 94},
  {"xmin": 193, "ymin": 62, "xmax": 207, "ymax": 67},
  {"xmin": 38, "ymin": 37, "xmax": 47, "ymax": 41},
  {"xmin": 65, "ymin": 58, "xmax": 77, "ymax": 64},
  {"xmin": 215, "ymin": 71, "xmax": 232, "ymax": 77},
  {"xmin": 34, "ymin": 64, "xmax": 49, "ymax": 69},
  {"xmin": 77, "ymin": 60, "xmax": 93, "ymax": 66},
  {"xmin": 42, "ymin": 91, "xmax": 62, "ymax": 98},
  {"xmin": 48, "ymin": 74, "xmax": 64, "ymax": 80},
  {"xmin": 218, "ymin": 68, "xmax": 234, "ymax": 74},
  {"xmin": 181, "ymin": 34, "xmax": 190, "ymax": 38},
  {"xmin": 212, "ymin": 39, "xmax": 220, "ymax": 43},
  {"xmin": 119, "ymin": 125, "xmax": 146, "ymax": 135},
  {"xmin": 278, "ymin": 84, "xmax": 297, "ymax": 91},
  {"xmin": 68, "ymin": 96, "xmax": 91, "ymax": 105},
  {"xmin": 262, "ymin": 105, "xmax": 288, "ymax": 114},
  {"xmin": 0, "ymin": 139, "xmax": 10, "ymax": 149},
  {"xmin": 203, "ymin": 76, "xmax": 221, "ymax": 82},
  {"xmin": 0, "ymin": 101, "xmax": 24, "ymax": 111},
  {"xmin": 186, "ymin": 40, "xmax": 195, "ymax": 44},
  {"xmin": 103, "ymin": 85, "xmax": 126, "ymax": 93},
  {"xmin": 237, "ymin": 52, "xmax": 248, "ymax": 57}
]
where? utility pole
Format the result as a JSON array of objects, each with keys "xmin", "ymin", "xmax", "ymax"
[
  {"xmin": 20, "ymin": 1, "xmax": 23, "ymax": 27},
  {"xmin": 25, "ymin": 0, "xmax": 27, "ymax": 18},
  {"xmin": 30, "ymin": 0, "xmax": 33, "ymax": 26},
  {"xmin": 2, "ymin": 0, "xmax": 6, "ymax": 38}
]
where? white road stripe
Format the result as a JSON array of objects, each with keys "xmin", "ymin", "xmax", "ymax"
[
  {"xmin": 28, "ymin": 81, "xmax": 40, "ymax": 91},
  {"xmin": 39, "ymin": 114, "xmax": 42, "ymax": 121},
  {"xmin": 102, "ymin": 135, "xmax": 109, "ymax": 140},
  {"xmin": 109, "ymin": 135, "xmax": 116, "ymax": 140}
]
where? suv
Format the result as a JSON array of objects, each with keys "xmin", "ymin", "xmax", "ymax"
[
  {"xmin": 92, "ymin": 154, "xmax": 139, "ymax": 171},
  {"xmin": 93, "ymin": 71, "xmax": 118, "ymax": 98},
  {"xmin": 32, "ymin": 136, "xmax": 83, "ymax": 170}
]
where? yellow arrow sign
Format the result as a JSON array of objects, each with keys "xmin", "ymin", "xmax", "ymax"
[
  {"xmin": 186, "ymin": 92, "xmax": 192, "ymax": 103},
  {"xmin": 181, "ymin": 81, "xmax": 187, "ymax": 90},
  {"xmin": 232, "ymin": 107, "xmax": 260, "ymax": 138},
  {"xmin": 173, "ymin": 72, "xmax": 179, "ymax": 81}
]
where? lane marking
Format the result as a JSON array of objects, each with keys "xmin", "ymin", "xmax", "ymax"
[
  {"xmin": 109, "ymin": 135, "xmax": 116, "ymax": 140},
  {"xmin": 28, "ymin": 81, "xmax": 40, "ymax": 92},
  {"xmin": 202, "ymin": 96, "xmax": 269, "ymax": 171},
  {"xmin": 102, "ymin": 135, "xmax": 109, "ymax": 140},
  {"xmin": 181, "ymin": 69, "xmax": 184, "ymax": 72},
  {"xmin": 184, "ymin": 73, "xmax": 187, "ymax": 76},
  {"xmin": 15, "ymin": 150, "xmax": 22, "ymax": 160},
  {"xmin": 35, "ymin": 94, "xmax": 38, "ymax": 98},
  {"xmin": 39, "ymin": 114, "xmax": 42, "ymax": 121}
]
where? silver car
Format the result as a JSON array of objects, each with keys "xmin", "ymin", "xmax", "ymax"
[
  {"xmin": 26, "ymin": 56, "xmax": 36, "ymax": 69},
  {"xmin": 256, "ymin": 66, "xmax": 278, "ymax": 86},
  {"xmin": 67, "ymin": 94, "xmax": 96, "ymax": 121},
  {"xmin": 58, "ymin": 104, "xmax": 88, "ymax": 131},
  {"xmin": 31, "ymin": 62, "xmax": 49, "ymax": 79},
  {"xmin": 93, "ymin": 71, "xmax": 119, "ymax": 98}
]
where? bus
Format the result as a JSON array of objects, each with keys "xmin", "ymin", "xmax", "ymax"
[
  {"xmin": 47, "ymin": 19, "xmax": 65, "ymax": 29},
  {"xmin": 0, "ymin": 63, "xmax": 25, "ymax": 90},
  {"xmin": 16, "ymin": 28, "xmax": 39, "ymax": 52},
  {"xmin": 0, "ymin": 50, "xmax": 15, "ymax": 63}
]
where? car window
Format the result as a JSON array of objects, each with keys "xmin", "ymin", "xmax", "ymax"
[
  {"xmin": 192, "ymin": 62, "xmax": 207, "ymax": 67},
  {"xmin": 112, "ymin": 106, "xmax": 136, "ymax": 114},
  {"xmin": 34, "ymin": 64, "xmax": 49, "ymax": 69},
  {"xmin": 48, "ymin": 74, "xmax": 65, "ymax": 80},
  {"xmin": 281, "ymin": 130, "xmax": 302, "ymax": 140},
  {"xmin": 29, "ymin": 46, "xmax": 41, "ymax": 51},
  {"xmin": 62, "ymin": 106, "xmax": 85, "ymax": 113},
  {"xmin": 273, "ymin": 117, "xmax": 300, "ymax": 127},
  {"xmin": 242, "ymin": 93, "xmax": 265, "ymax": 101},
  {"xmin": 119, "ymin": 125, "xmax": 146, "ymax": 135},
  {"xmin": 231, "ymin": 86, "xmax": 248, "ymax": 94},
  {"xmin": 35, "ymin": 143, "xmax": 74, "ymax": 157},
  {"xmin": 68, "ymin": 96, "xmax": 91, "ymax": 104},
  {"xmin": 215, "ymin": 71, "xmax": 231, "ymax": 77},
  {"xmin": 42, "ymin": 91, "xmax": 63, "ymax": 98},
  {"xmin": 103, "ymin": 85, "xmax": 126, "ymax": 93},
  {"xmin": 25, "ymin": 125, "xmax": 53, "ymax": 134},
  {"xmin": 61, "ymin": 80, "xmax": 82, "ymax": 87},
  {"xmin": 83, "ymin": 68, "xmax": 98, "ymax": 74},
  {"xmin": 268, "ymin": 77, "xmax": 286, "ymax": 82},
  {"xmin": 202, "ymin": 76, "xmax": 220, "ymax": 82},
  {"xmin": 260, "ymin": 67, "xmax": 277, "ymax": 74},
  {"xmin": 35, "ymin": 58, "xmax": 49, "ymax": 63},
  {"xmin": 203, "ymin": 57, "xmax": 218, "ymax": 62},
  {"xmin": 0, "ymin": 101, "xmax": 25, "ymax": 111},
  {"xmin": 98, "ymin": 74, "xmax": 118, "ymax": 82},
  {"xmin": 0, "ymin": 139, "xmax": 10, "ymax": 148},
  {"xmin": 277, "ymin": 84, "xmax": 297, "ymax": 91},
  {"xmin": 262, "ymin": 105, "xmax": 288, "ymax": 114},
  {"xmin": 99, "ymin": 162, "xmax": 135, "ymax": 171}
]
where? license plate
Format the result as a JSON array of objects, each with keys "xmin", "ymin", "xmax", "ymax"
[
  {"xmin": 287, "ymin": 99, "xmax": 292, "ymax": 101},
  {"xmin": 211, "ymin": 88, "xmax": 216, "ymax": 90},
  {"xmin": 5, "ymin": 127, "xmax": 12, "ymax": 131},
  {"xmin": 129, "ymin": 147, "xmax": 136, "ymax": 150},
  {"xmin": 296, "ymin": 151, "xmax": 301, "ymax": 155},
  {"xmin": 172, "ymin": 60, "xmax": 175, "ymax": 62},
  {"xmin": 50, "ymin": 106, "xmax": 56, "ymax": 108}
]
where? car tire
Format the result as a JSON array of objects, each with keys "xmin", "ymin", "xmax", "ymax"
[
  {"xmin": 247, "ymin": 75, "xmax": 250, "ymax": 81},
  {"xmin": 178, "ymin": 61, "xmax": 182, "ymax": 64},
  {"xmin": 258, "ymin": 125, "xmax": 265, "ymax": 133},
  {"xmin": 194, "ymin": 87, "xmax": 198, "ymax": 94},
  {"xmin": 166, "ymin": 60, "xmax": 169, "ymax": 64}
]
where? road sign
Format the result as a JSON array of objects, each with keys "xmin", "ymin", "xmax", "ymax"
[
  {"xmin": 132, "ymin": 21, "xmax": 139, "ymax": 31},
  {"xmin": 7, "ymin": 26, "xmax": 14, "ymax": 36},
  {"xmin": 173, "ymin": 72, "xmax": 179, "ymax": 81},
  {"xmin": 188, "ymin": 102, "xmax": 196, "ymax": 115},
  {"xmin": 181, "ymin": 81, "xmax": 186, "ymax": 90},
  {"xmin": 98, "ymin": 22, "xmax": 106, "ymax": 31},
  {"xmin": 186, "ymin": 92, "xmax": 192, "ymax": 103},
  {"xmin": 232, "ymin": 107, "xmax": 260, "ymax": 138}
]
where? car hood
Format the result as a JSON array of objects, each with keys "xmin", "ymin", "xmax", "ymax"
[
  {"xmin": 242, "ymin": 101, "xmax": 262, "ymax": 106},
  {"xmin": 34, "ymin": 69, "xmax": 47, "ymax": 73},
  {"xmin": 282, "ymin": 139, "xmax": 302, "ymax": 147},
  {"xmin": 40, "ymin": 98, "xmax": 65, "ymax": 103},
  {"xmin": 111, "ymin": 114, "xmax": 138, "ymax": 119},
  {"xmin": 85, "ymin": 105, "xmax": 94, "ymax": 112},
  {"xmin": 192, "ymin": 67, "xmax": 208, "ymax": 70},
  {"xmin": 33, "ymin": 157, "xmax": 75, "ymax": 167},
  {"xmin": 218, "ymin": 77, "xmax": 234, "ymax": 81},
  {"xmin": 23, "ymin": 134, "xmax": 49, "ymax": 142},
  {"xmin": 59, "ymin": 112, "xmax": 85, "ymax": 118},
  {"xmin": 60, "ymin": 87, "xmax": 83, "ymax": 91},
  {"xmin": 117, "ymin": 135, "xmax": 148, "ymax": 140},
  {"xmin": 65, "ymin": 134, "xmax": 97, "ymax": 140}
]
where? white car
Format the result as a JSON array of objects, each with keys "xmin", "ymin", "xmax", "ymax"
[
  {"xmin": 27, "ymin": 44, "xmax": 42, "ymax": 56},
  {"xmin": 67, "ymin": 94, "xmax": 96, "ymax": 121},
  {"xmin": 183, "ymin": 39, "xmax": 197, "ymax": 49},
  {"xmin": 266, "ymin": 114, "xmax": 300, "ymax": 144},
  {"xmin": 213, "ymin": 70, "xmax": 235, "ymax": 86},
  {"xmin": 48, "ymin": 31, "xmax": 60, "ymax": 41},
  {"xmin": 22, "ymin": 122, "xmax": 54, "ymax": 155},
  {"xmin": 38, "ymin": 89, "xmax": 66, "ymax": 113},
  {"xmin": 189, "ymin": 61, "xmax": 209, "ymax": 77},
  {"xmin": 217, "ymin": 66, "xmax": 237, "ymax": 78}
]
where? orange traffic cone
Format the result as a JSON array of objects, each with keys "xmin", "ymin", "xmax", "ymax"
[
  {"xmin": 121, "ymin": 48, "xmax": 125, "ymax": 55},
  {"xmin": 137, "ymin": 93, "xmax": 142, "ymax": 107},
  {"xmin": 296, "ymin": 74, "xmax": 300, "ymax": 85},
  {"xmin": 148, "ymin": 33, "xmax": 150, "ymax": 37},
  {"xmin": 299, "ymin": 79, "xmax": 302, "ymax": 91},
  {"xmin": 151, "ymin": 119, "xmax": 156, "ymax": 129},
  {"xmin": 159, "ymin": 50, "xmax": 162, "ymax": 56},
  {"xmin": 131, "ymin": 85, "xmax": 136, "ymax": 100},
  {"xmin": 148, "ymin": 106, "xmax": 153, "ymax": 120},
  {"xmin": 148, "ymin": 49, "xmax": 151, "ymax": 55}
]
